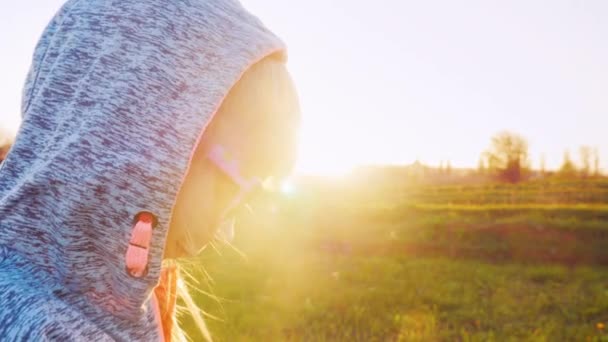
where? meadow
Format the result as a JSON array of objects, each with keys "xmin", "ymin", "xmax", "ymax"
[{"xmin": 182, "ymin": 177, "xmax": 608, "ymax": 341}]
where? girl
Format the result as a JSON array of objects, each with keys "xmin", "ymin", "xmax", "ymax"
[{"xmin": 0, "ymin": 0, "xmax": 300, "ymax": 341}]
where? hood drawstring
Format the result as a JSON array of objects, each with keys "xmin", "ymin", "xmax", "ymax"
[
  {"xmin": 125, "ymin": 212, "xmax": 176, "ymax": 340},
  {"xmin": 125, "ymin": 212, "xmax": 156, "ymax": 278},
  {"xmin": 154, "ymin": 264, "xmax": 178, "ymax": 342}
]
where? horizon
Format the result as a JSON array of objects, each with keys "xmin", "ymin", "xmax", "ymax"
[{"xmin": 1, "ymin": 1, "xmax": 607, "ymax": 175}]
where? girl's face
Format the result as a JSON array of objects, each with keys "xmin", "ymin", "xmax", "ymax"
[
  {"xmin": 166, "ymin": 120, "xmax": 297, "ymax": 259},
  {"xmin": 164, "ymin": 56, "xmax": 299, "ymax": 259}
]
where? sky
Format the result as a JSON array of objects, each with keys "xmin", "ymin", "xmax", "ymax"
[{"xmin": 1, "ymin": 1, "xmax": 607, "ymax": 174}]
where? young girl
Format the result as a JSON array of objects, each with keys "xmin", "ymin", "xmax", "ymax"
[{"xmin": 0, "ymin": 0, "xmax": 300, "ymax": 341}]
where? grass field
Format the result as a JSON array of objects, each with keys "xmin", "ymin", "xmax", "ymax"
[{"xmin": 181, "ymin": 178, "xmax": 608, "ymax": 341}]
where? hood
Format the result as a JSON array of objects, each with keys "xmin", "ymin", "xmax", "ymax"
[{"xmin": 0, "ymin": 0, "xmax": 284, "ymax": 339}]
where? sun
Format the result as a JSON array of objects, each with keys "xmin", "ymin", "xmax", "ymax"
[
  {"xmin": 295, "ymin": 156, "xmax": 355, "ymax": 177},
  {"xmin": 294, "ymin": 125, "xmax": 362, "ymax": 177}
]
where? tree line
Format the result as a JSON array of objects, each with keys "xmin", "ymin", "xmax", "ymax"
[
  {"xmin": 479, "ymin": 131, "xmax": 602, "ymax": 183},
  {"xmin": 0, "ymin": 130, "xmax": 602, "ymax": 184}
]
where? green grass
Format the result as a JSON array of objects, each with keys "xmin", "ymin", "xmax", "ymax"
[
  {"xmin": 185, "ymin": 253, "xmax": 608, "ymax": 341},
  {"xmin": 179, "ymin": 179, "xmax": 608, "ymax": 341}
]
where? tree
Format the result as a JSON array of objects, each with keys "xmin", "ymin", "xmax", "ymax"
[
  {"xmin": 559, "ymin": 150, "xmax": 577, "ymax": 178},
  {"xmin": 579, "ymin": 146, "xmax": 592, "ymax": 177},
  {"xmin": 483, "ymin": 131, "xmax": 529, "ymax": 183},
  {"xmin": 539, "ymin": 153, "xmax": 546, "ymax": 176},
  {"xmin": 0, "ymin": 144, "xmax": 10, "ymax": 163},
  {"xmin": 0, "ymin": 129, "xmax": 13, "ymax": 163},
  {"xmin": 593, "ymin": 147, "xmax": 601, "ymax": 176},
  {"xmin": 477, "ymin": 156, "xmax": 486, "ymax": 175}
]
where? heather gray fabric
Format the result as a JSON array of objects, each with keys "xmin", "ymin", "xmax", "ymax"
[{"xmin": 0, "ymin": 0, "xmax": 285, "ymax": 340}]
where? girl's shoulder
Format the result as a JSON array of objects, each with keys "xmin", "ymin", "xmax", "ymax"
[{"xmin": 0, "ymin": 248, "xmax": 113, "ymax": 341}]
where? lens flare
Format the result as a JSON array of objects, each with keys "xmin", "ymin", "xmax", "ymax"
[{"xmin": 281, "ymin": 180, "xmax": 295, "ymax": 195}]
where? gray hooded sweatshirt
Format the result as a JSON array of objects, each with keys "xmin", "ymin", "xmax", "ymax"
[{"xmin": 0, "ymin": 0, "xmax": 285, "ymax": 340}]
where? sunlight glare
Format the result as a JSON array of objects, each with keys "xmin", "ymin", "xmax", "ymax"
[{"xmin": 281, "ymin": 180, "xmax": 295, "ymax": 195}]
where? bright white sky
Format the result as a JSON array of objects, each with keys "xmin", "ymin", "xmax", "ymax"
[{"xmin": 1, "ymin": 1, "xmax": 607, "ymax": 174}]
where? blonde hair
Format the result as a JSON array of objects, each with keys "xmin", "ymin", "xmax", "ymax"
[{"xmin": 167, "ymin": 54, "xmax": 300, "ymax": 341}]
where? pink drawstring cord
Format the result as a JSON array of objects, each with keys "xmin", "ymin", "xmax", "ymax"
[
  {"xmin": 124, "ymin": 146, "xmax": 258, "ymax": 275},
  {"xmin": 125, "ymin": 212, "xmax": 155, "ymax": 278}
]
